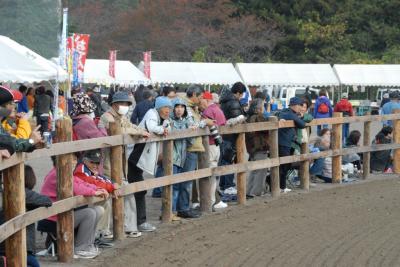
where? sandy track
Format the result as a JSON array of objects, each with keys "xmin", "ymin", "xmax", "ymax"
[{"xmin": 72, "ymin": 175, "xmax": 400, "ymax": 267}]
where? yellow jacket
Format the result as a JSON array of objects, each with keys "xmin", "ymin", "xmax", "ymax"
[{"xmin": 2, "ymin": 118, "xmax": 32, "ymax": 139}]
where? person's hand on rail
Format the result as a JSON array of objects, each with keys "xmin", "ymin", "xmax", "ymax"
[
  {"xmin": 95, "ymin": 188, "xmax": 109, "ymax": 199},
  {"xmin": 0, "ymin": 149, "xmax": 10, "ymax": 159}
]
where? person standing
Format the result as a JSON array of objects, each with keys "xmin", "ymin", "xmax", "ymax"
[
  {"xmin": 313, "ymin": 89, "xmax": 333, "ymax": 135},
  {"xmin": 381, "ymin": 91, "xmax": 400, "ymax": 126},
  {"xmin": 17, "ymin": 85, "xmax": 29, "ymax": 113},
  {"xmin": 33, "ymin": 86, "xmax": 52, "ymax": 135},
  {"xmin": 334, "ymin": 92, "xmax": 354, "ymax": 142},
  {"xmin": 131, "ymin": 90, "xmax": 154, "ymax": 125},
  {"xmin": 278, "ymin": 97, "xmax": 307, "ymax": 193},
  {"xmin": 26, "ymin": 87, "xmax": 35, "ymax": 111}
]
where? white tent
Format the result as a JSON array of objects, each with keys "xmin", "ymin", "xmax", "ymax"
[
  {"xmin": 84, "ymin": 59, "xmax": 150, "ymax": 86},
  {"xmin": 235, "ymin": 63, "xmax": 339, "ymax": 87},
  {"xmin": 333, "ymin": 64, "xmax": 400, "ymax": 86},
  {"xmin": 0, "ymin": 35, "xmax": 67, "ymax": 82},
  {"xmin": 138, "ymin": 61, "xmax": 242, "ymax": 85}
]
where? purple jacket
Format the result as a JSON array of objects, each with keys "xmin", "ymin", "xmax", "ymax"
[
  {"xmin": 202, "ymin": 103, "xmax": 226, "ymax": 145},
  {"xmin": 313, "ymin": 96, "xmax": 333, "ymax": 119},
  {"xmin": 73, "ymin": 114, "xmax": 107, "ymax": 140}
]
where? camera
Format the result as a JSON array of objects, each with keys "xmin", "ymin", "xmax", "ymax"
[{"xmin": 209, "ymin": 125, "xmax": 223, "ymax": 146}]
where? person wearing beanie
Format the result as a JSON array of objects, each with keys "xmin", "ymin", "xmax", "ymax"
[
  {"xmin": 334, "ymin": 92, "xmax": 354, "ymax": 142},
  {"xmin": 278, "ymin": 97, "xmax": 307, "ymax": 193},
  {"xmin": 99, "ymin": 91, "xmax": 150, "ymax": 237},
  {"xmin": 127, "ymin": 96, "xmax": 172, "ymax": 232}
]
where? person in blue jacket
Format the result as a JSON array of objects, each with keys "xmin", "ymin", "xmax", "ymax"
[
  {"xmin": 313, "ymin": 89, "xmax": 333, "ymax": 135},
  {"xmin": 278, "ymin": 97, "xmax": 307, "ymax": 193}
]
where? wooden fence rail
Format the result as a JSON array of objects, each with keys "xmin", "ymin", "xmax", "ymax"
[{"xmin": 1, "ymin": 112, "xmax": 400, "ymax": 265}]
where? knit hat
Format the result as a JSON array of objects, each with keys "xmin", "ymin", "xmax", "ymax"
[
  {"xmin": 0, "ymin": 86, "xmax": 14, "ymax": 105},
  {"xmin": 155, "ymin": 96, "xmax": 173, "ymax": 110},
  {"xmin": 83, "ymin": 149, "xmax": 101, "ymax": 163},
  {"xmin": 71, "ymin": 93, "xmax": 96, "ymax": 116},
  {"xmin": 341, "ymin": 92, "xmax": 348, "ymax": 99},
  {"xmin": 202, "ymin": 91, "xmax": 213, "ymax": 100},
  {"xmin": 111, "ymin": 91, "xmax": 132, "ymax": 105},
  {"xmin": 289, "ymin": 97, "xmax": 304, "ymax": 106}
]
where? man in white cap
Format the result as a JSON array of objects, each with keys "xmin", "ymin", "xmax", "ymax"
[{"xmin": 334, "ymin": 92, "xmax": 354, "ymax": 142}]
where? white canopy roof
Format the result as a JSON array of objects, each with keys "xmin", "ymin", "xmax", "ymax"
[
  {"xmin": 0, "ymin": 35, "xmax": 67, "ymax": 83},
  {"xmin": 84, "ymin": 59, "xmax": 150, "ymax": 86},
  {"xmin": 333, "ymin": 64, "xmax": 400, "ymax": 86},
  {"xmin": 235, "ymin": 63, "xmax": 339, "ymax": 87},
  {"xmin": 138, "ymin": 61, "xmax": 242, "ymax": 85}
]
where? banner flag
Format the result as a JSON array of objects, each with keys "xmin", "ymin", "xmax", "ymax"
[
  {"xmin": 73, "ymin": 34, "xmax": 90, "ymax": 82},
  {"xmin": 109, "ymin": 50, "xmax": 117, "ymax": 78},
  {"xmin": 143, "ymin": 51, "xmax": 151, "ymax": 79},
  {"xmin": 72, "ymin": 50, "xmax": 80, "ymax": 86},
  {"xmin": 59, "ymin": 8, "xmax": 68, "ymax": 70}
]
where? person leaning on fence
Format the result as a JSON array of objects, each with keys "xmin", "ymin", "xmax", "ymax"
[
  {"xmin": 40, "ymin": 155, "xmax": 108, "ymax": 259},
  {"xmin": 370, "ymin": 126, "xmax": 393, "ymax": 173},
  {"xmin": 127, "ymin": 96, "xmax": 172, "ymax": 231},
  {"xmin": 99, "ymin": 91, "xmax": 150, "ymax": 236},
  {"xmin": 381, "ymin": 91, "xmax": 400, "ymax": 126},
  {"xmin": 334, "ymin": 92, "xmax": 354, "ymax": 142},
  {"xmin": 0, "ymin": 165, "xmax": 52, "ymax": 267},
  {"xmin": 278, "ymin": 97, "xmax": 307, "ymax": 193},
  {"xmin": 198, "ymin": 91, "xmax": 228, "ymax": 209},
  {"xmin": 245, "ymin": 98, "xmax": 270, "ymax": 197},
  {"xmin": 313, "ymin": 89, "xmax": 333, "ymax": 135},
  {"xmin": 219, "ymin": 82, "xmax": 247, "ymax": 196}
]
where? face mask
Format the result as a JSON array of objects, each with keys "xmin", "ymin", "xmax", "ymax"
[{"xmin": 117, "ymin": 106, "xmax": 129, "ymax": 116}]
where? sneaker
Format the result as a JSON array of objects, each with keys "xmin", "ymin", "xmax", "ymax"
[
  {"xmin": 100, "ymin": 230, "xmax": 113, "ymax": 240},
  {"xmin": 223, "ymin": 187, "xmax": 237, "ymax": 195},
  {"xmin": 172, "ymin": 214, "xmax": 181, "ymax": 221},
  {"xmin": 94, "ymin": 238, "xmax": 114, "ymax": 248},
  {"xmin": 177, "ymin": 209, "xmax": 201, "ymax": 219},
  {"xmin": 74, "ymin": 249, "xmax": 99, "ymax": 259},
  {"xmin": 213, "ymin": 201, "xmax": 228, "ymax": 209},
  {"xmin": 126, "ymin": 231, "xmax": 142, "ymax": 238},
  {"xmin": 281, "ymin": 188, "xmax": 292, "ymax": 193},
  {"xmin": 138, "ymin": 222, "xmax": 156, "ymax": 232},
  {"xmin": 192, "ymin": 203, "xmax": 200, "ymax": 209}
]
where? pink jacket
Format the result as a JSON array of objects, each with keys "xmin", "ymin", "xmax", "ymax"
[
  {"xmin": 40, "ymin": 168, "xmax": 98, "ymax": 221},
  {"xmin": 72, "ymin": 114, "xmax": 107, "ymax": 140}
]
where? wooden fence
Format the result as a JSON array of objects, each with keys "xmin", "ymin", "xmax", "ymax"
[{"xmin": 1, "ymin": 112, "xmax": 400, "ymax": 266}]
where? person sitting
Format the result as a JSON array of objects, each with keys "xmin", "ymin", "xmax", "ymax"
[
  {"xmin": 41, "ymin": 155, "xmax": 108, "ymax": 259},
  {"xmin": 310, "ymin": 128, "xmax": 332, "ymax": 183},
  {"xmin": 342, "ymin": 130, "xmax": 362, "ymax": 170},
  {"xmin": 370, "ymin": 126, "xmax": 393, "ymax": 173}
]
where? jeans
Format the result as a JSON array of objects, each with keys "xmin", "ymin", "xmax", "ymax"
[
  {"xmin": 36, "ymin": 115, "xmax": 49, "ymax": 134},
  {"xmin": 219, "ymin": 157, "xmax": 235, "ymax": 190},
  {"xmin": 178, "ymin": 152, "xmax": 198, "ymax": 212},
  {"xmin": 342, "ymin": 123, "xmax": 349, "ymax": 143},
  {"xmin": 310, "ymin": 158, "xmax": 325, "ymax": 176},
  {"xmin": 279, "ymin": 145, "xmax": 293, "ymax": 189},
  {"xmin": 172, "ymin": 165, "xmax": 192, "ymax": 212}
]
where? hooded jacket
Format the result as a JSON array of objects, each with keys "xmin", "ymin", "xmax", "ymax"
[{"xmin": 313, "ymin": 96, "xmax": 333, "ymax": 119}]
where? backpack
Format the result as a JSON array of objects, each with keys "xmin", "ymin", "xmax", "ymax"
[{"xmin": 317, "ymin": 102, "xmax": 329, "ymax": 114}]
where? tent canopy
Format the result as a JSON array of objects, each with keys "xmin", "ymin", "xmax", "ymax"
[
  {"xmin": 0, "ymin": 35, "xmax": 67, "ymax": 83},
  {"xmin": 333, "ymin": 64, "xmax": 400, "ymax": 86},
  {"xmin": 235, "ymin": 63, "xmax": 339, "ymax": 87},
  {"xmin": 84, "ymin": 59, "xmax": 150, "ymax": 86},
  {"xmin": 138, "ymin": 61, "xmax": 242, "ymax": 85}
]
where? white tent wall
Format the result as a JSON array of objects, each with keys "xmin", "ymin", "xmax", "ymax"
[
  {"xmin": 0, "ymin": 35, "xmax": 67, "ymax": 83},
  {"xmin": 84, "ymin": 59, "xmax": 150, "ymax": 86},
  {"xmin": 137, "ymin": 61, "xmax": 243, "ymax": 86}
]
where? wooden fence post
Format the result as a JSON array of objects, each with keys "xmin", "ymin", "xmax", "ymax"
[
  {"xmin": 300, "ymin": 141, "xmax": 310, "ymax": 190},
  {"xmin": 56, "ymin": 118, "xmax": 74, "ymax": 262},
  {"xmin": 198, "ymin": 136, "xmax": 212, "ymax": 212},
  {"xmin": 332, "ymin": 112, "xmax": 343, "ymax": 183},
  {"xmin": 363, "ymin": 117, "xmax": 371, "ymax": 179},
  {"xmin": 3, "ymin": 163, "xmax": 26, "ymax": 267},
  {"xmin": 161, "ymin": 140, "xmax": 173, "ymax": 222},
  {"xmin": 393, "ymin": 109, "xmax": 400, "ymax": 174},
  {"xmin": 236, "ymin": 133, "xmax": 246, "ymax": 204},
  {"xmin": 109, "ymin": 121, "xmax": 124, "ymax": 240},
  {"xmin": 268, "ymin": 116, "xmax": 280, "ymax": 197}
]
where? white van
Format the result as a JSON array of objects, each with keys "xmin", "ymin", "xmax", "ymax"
[
  {"xmin": 376, "ymin": 88, "xmax": 399, "ymax": 104},
  {"xmin": 277, "ymin": 87, "xmax": 320, "ymax": 108}
]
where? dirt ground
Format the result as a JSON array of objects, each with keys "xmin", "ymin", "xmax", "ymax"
[{"xmin": 39, "ymin": 174, "xmax": 400, "ymax": 267}]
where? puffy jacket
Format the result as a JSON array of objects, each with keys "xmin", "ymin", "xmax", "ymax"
[
  {"xmin": 278, "ymin": 108, "xmax": 306, "ymax": 148},
  {"xmin": 2, "ymin": 118, "xmax": 31, "ymax": 139},
  {"xmin": 220, "ymin": 91, "xmax": 245, "ymax": 120},
  {"xmin": 313, "ymin": 96, "xmax": 333, "ymax": 119},
  {"xmin": 73, "ymin": 114, "xmax": 107, "ymax": 140},
  {"xmin": 74, "ymin": 163, "xmax": 115, "ymax": 193},
  {"xmin": 334, "ymin": 99, "xmax": 354, "ymax": 116}
]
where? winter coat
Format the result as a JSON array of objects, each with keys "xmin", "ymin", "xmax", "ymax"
[
  {"xmin": 40, "ymin": 168, "xmax": 98, "ymax": 222},
  {"xmin": 313, "ymin": 96, "xmax": 333, "ymax": 119},
  {"xmin": 0, "ymin": 189, "xmax": 52, "ymax": 254},
  {"xmin": 202, "ymin": 103, "xmax": 226, "ymax": 145},
  {"xmin": 292, "ymin": 113, "xmax": 313, "ymax": 151},
  {"xmin": 370, "ymin": 138, "xmax": 392, "ymax": 172},
  {"xmin": 220, "ymin": 90, "xmax": 245, "ymax": 120},
  {"xmin": 278, "ymin": 108, "xmax": 306, "ymax": 148},
  {"xmin": 17, "ymin": 96, "xmax": 29, "ymax": 113},
  {"xmin": 73, "ymin": 114, "xmax": 107, "ymax": 140},
  {"xmin": 334, "ymin": 99, "xmax": 354, "ymax": 116},
  {"xmin": 129, "ymin": 108, "xmax": 170, "ymax": 175},
  {"xmin": 185, "ymin": 97, "xmax": 206, "ymax": 152},
  {"xmin": 0, "ymin": 123, "xmax": 35, "ymax": 154},
  {"xmin": 74, "ymin": 163, "xmax": 115, "ymax": 193},
  {"xmin": 131, "ymin": 99, "xmax": 154, "ymax": 125},
  {"xmin": 99, "ymin": 107, "xmax": 147, "ymax": 176},
  {"xmin": 245, "ymin": 114, "xmax": 269, "ymax": 157},
  {"xmin": 2, "ymin": 118, "xmax": 31, "ymax": 139},
  {"xmin": 34, "ymin": 94, "xmax": 52, "ymax": 116},
  {"xmin": 89, "ymin": 92, "xmax": 103, "ymax": 117}
]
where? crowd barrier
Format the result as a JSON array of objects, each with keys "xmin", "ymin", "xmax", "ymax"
[{"xmin": 1, "ymin": 111, "xmax": 400, "ymax": 266}]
